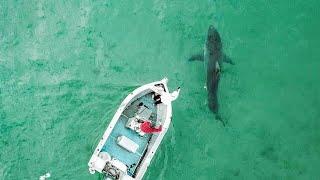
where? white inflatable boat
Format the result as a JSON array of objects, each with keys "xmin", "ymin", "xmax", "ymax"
[{"xmin": 88, "ymin": 78, "xmax": 180, "ymax": 180}]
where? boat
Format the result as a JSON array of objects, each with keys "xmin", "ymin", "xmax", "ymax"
[{"xmin": 88, "ymin": 78, "xmax": 180, "ymax": 180}]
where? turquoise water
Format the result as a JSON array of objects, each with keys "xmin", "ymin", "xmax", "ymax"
[{"xmin": 1, "ymin": 0, "xmax": 320, "ymax": 179}]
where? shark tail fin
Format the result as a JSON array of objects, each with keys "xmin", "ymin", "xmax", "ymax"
[{"xmin": 216, "ymin": 114, "xmax": 226, "ymax": 127}]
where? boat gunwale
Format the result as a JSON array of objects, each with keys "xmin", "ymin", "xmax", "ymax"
[{"xmin": 88, "ymin": 78, "xmax": 172, "ymax": 180}]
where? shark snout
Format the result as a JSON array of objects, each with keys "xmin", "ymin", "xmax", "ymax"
[
  {"xmin": 208, "ymin": 25, "xmax": 218, "ymax": 35},
  {"xmin": 207, "ymin": 25, "xmax": 221, "ymax": 48}
]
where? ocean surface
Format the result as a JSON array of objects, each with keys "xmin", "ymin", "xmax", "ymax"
[{"xmin": 1, "ymin": 0, "xmax": 320, "ymax": 179}]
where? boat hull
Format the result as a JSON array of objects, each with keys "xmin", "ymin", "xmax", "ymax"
[{"xmin": 88, "ymin": 78, "xmax": 176, "ymax": 180}]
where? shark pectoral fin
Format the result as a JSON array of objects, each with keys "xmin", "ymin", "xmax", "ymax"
[
  {"xmin": 223, "ymin": 53, "xmax": 235, "ymax": 65},
  {"xmin": 188, "ymin": 52, "xmax": 204, "ymax": 61}
]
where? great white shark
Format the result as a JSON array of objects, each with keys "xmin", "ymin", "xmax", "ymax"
[{"xmin": 189, "ymin": 25, "xmax": 234, "ymax": 125}]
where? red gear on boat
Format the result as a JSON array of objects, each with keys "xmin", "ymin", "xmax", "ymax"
[{"xmin": 140, "ymin": 121, "xmax": 162, "ymax": 133}]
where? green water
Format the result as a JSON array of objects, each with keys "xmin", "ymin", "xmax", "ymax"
[{"xmin": 1, "ymin": 0, "xmax": 320, "ymax": 179}]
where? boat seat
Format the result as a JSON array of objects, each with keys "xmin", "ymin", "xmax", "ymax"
[
  {"xmin": 156, "ymin": 103, "xmax": 167, "ymax": 123},
  {"xmin": 93, "ymin": 156, "xmax": 108, "ymax": 173},
  {"xmin": 110, "ymin": 158, "xmax": 128, "ymax": 173},
  {"xmin": 136, "ymin": 105, "xmax": 152, "ymax": 120},
  {"xmin": 117, "ymin": 135, "xmax": 139, "ymax": 153}
]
